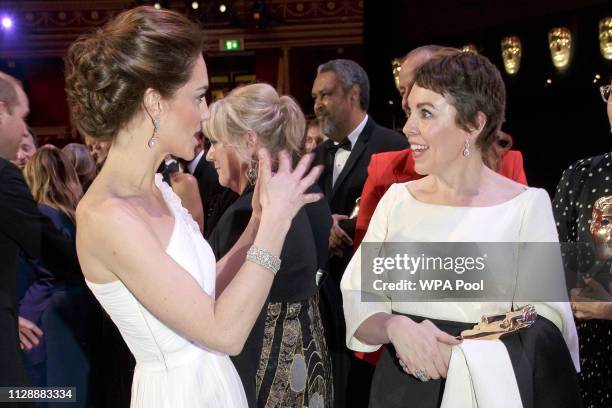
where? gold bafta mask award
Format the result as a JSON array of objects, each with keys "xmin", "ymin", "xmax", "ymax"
[
  {"xmin": 590, "ymin": 196, "xmax": 612, "ymax": 260},
  {"xmin": 600, "ymin": 16, "xmax": 612, "ymax": 60},
  {"xmin": 501, "ymin": 36, "xmax": 522, "ymax": 75},
  {"xmin": 391, "ymin": 58, "xmax": 402, "ymax": 91},
  {"xmin": 548, "ymin": 27, "xmax": 572, "ymax": 69},
  {"xmin": 459, "ymin": 305, "xmax": 537, "ymax": 340}
]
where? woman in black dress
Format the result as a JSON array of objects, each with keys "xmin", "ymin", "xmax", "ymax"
[
  {"xmin": 202, "ymin": 83, "xmax": 333, "ymax": 408},
  {"xmin": 553, "ymin": 79, "xmax": 612, "ymax": 408}
]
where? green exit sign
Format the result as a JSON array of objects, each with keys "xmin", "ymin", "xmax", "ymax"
[{"xmin": 220, "ymin": 38, "xmax": 243, "ymax": 51}]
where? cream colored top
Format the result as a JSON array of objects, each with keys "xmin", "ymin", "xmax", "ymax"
[{"xmin": 340, "ymin": 182, "xmax": 579, "ymax": 370}]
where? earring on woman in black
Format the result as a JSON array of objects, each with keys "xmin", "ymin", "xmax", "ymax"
[{"xmin": 246, "ymin": 161, "xmax": 257, "ymax": 187}]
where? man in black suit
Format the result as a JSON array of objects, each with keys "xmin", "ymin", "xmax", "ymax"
[
  {"xmin": 187, "ymin": 132, "xmax": 238, "ymax": 238},
  {"xmin": 311, "ymin": 59, "xmax": 408, "ymax": 407},
  {"xmin": 0, "ymin": 72, "xmax": 79, "ymax": 390}
]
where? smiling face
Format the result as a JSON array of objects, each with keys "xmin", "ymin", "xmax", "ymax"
[
  {"xmin": 159, "ymin": 55, "xmax": 210, "ymax": 161},
  {"xmin": 403, "ymin": 85, "xmax": 471, "ymax": 175}
]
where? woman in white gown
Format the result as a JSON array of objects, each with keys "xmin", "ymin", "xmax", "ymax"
[
  {"xmin": 341, "ymin": 51, "xmax": 580, "ymax": 407},
  {"xmin": 64, "ymin": 6, "xmax": 322, "ymax": 408}
]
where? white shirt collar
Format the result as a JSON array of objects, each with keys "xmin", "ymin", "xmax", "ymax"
[
  {"xmin": 339, "ymin": 114, "xmax": 368, "ymax": 149},
  {"xmin": 187, "ymin": 150, "xmax": 205, "ymax": 174}
]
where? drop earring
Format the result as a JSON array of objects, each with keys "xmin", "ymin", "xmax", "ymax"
[
  {"xmin": 246, "ymin": 161, "xmax": 257, "ymax": 187},
  {"xmin": 463, "ymin": 139, "xmax": 471, "ymax": 157},
  {"xmin": 148, "ymin": 115, "xmax": 160, "ymax": 148}
]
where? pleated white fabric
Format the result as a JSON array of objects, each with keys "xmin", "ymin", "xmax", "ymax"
[
  {"xmin": 441, "ymin": 340, "xmax": 523, "ymax": 408},
  {"xmin": 86, "ymin": 174, "xmax": 248, "ymax": 407}
]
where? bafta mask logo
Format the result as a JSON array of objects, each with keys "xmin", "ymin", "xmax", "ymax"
[
  {"xmin": 391, "ymin": 58, "xmax": 402, "ymax": 91},
  {"xmin": 501, "ymin": 36, "xmax": 522, "ymax": 75},
  {"xmin": 600, "ymin": 16, "xmax": 612, "ymax": 60},
  {"xmin": 548, "ymin": 27, "xmax": 572, "ymax": 69},
  {"xmin": 461, "ymin": 44, "xmax": 478, "ymax": 54},
  {"xmin": 590, "ymin": 196, "xmax": 612, "ymax": 260}
]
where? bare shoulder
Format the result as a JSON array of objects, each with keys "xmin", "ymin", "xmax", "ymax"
[
  {"xmin": 76, "ymin": 189, "xmax": 155, "ymax": 267},
  {"xmin": 77, "ymin": 190, "xmax": 140, "ymax": 238}
]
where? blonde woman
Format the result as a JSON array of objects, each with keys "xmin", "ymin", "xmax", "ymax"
[
  {"xmin": 203, "ymin": 83, "xmax": 333, "ymax": 407},
  {"xmin": 20, "ymin": 147, "xmax": 93, "ymax": 405}
]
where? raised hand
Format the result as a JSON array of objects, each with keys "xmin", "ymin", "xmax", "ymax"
[{"xmin": 256, "ymin": 149, "xmax": 323, "ymax": 222}]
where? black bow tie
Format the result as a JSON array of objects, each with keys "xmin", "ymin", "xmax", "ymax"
[{"xmin": 328, "ymin": 138, "xmax": 352, "ymax": 153}]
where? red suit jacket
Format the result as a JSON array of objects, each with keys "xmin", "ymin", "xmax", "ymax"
[{"xmin": 351, "ymin": 148, "xmax": 528, "ymax": 364}]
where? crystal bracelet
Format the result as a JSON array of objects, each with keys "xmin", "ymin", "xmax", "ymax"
[{"xmin": 246, "ymin": 245, "xmax": 281, "ymax": 275}]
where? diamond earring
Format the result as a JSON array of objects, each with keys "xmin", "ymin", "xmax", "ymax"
[{"xmin": 463, "ymin": 139, "xmax": 471, "ymax": 157}]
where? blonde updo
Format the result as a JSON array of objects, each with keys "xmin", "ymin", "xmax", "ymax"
[
  {"xmin": 64, "ymin": 6, "xmax": 204, "ymax": 140},
  {"xmin": 202, "ymin": 83, "xmax": 305, "ymax": 164}
]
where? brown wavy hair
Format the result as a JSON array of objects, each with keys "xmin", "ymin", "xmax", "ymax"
[
  {"xmin": 24, "ymin": 147, "xmax": 83, "ymax": 223},
  {"xmin": 64, "ymin": 6, "xmax": 205, "ymax": 140},
  {"xmin": 415, "ymin": 52, "xmax": 506, "ymax": 162}
]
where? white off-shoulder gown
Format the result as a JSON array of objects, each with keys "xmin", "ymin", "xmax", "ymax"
[{"xmin": 86, "ymin": 175, "xmax": 248, "ymax": 407}]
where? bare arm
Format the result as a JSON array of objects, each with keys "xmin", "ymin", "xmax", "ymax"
[
  {"xmin": 78, "ymin": 206, "xmax": 284, "ymax": 356},
  {"xmin": 214, "ymin": 214, "xmax": 259, "ymax": 297},
  {"xmin": 354, "ymin": 312, "xmax": 394, "ymax": 345},
  {"xmin": 78, "ymin": 150, "xmax": 322, "ymax": 356}
]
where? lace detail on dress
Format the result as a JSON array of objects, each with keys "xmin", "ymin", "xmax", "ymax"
[{"xmin": 154, "ymin": 174, "xmax": 200, "ymax": 234}]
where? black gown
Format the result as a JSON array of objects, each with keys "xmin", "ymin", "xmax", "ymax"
[
  {"xmin": 208, "ymin": 185, "xmax": 333, "ymax": 408},
  {"xmin": 553, "ymin": 152, "xmax": 612, "ymax": 408}
]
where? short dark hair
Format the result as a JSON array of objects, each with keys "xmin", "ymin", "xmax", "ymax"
[
  {"xmin": 317, "ymin": 59, "xmax": 370, "ymax": 111},
  {"xmin": 306, "ymin": 118, "xmax": 319, "ymax": 129},
  {"xmin": 65, "ymin": 6, "xmax": 205, "ymax": 140},
  {"xmin": 0, "ymin": 72, "xmax": 21, "ymax": 114},
  {"xmin": 415, "ymin": 52, "xmax": 506, "ymax": 154}
]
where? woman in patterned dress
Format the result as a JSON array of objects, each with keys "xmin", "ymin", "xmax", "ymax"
[
  {"xmin": 553, "ymin": 76, "xmax": 612, "ymax": 408},
  {"xmin": 203, "ymin": 83, "xmax": 333, "ymax": 408}
]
